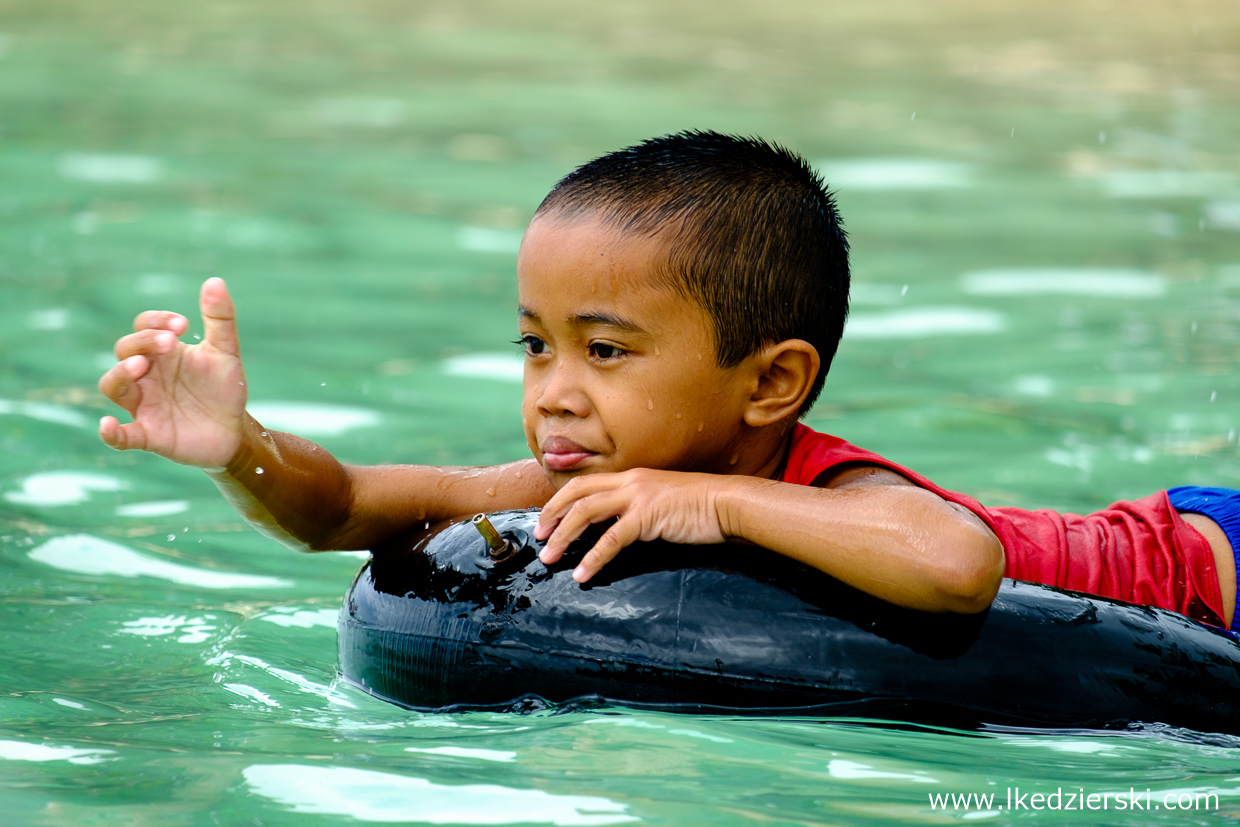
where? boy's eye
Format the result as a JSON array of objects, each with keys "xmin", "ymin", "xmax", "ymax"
[
  {"xmin": 588, "ymin": 343, "xmax": 624, "ymax": 360},
  {"xmin": 516, "ymin": 335, "xmax": 547, "ymax": 356}
]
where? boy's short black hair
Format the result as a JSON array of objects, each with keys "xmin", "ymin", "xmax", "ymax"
[{"xmin": 534, "ymin": 130, "xmax": 849, "ymax": 414}]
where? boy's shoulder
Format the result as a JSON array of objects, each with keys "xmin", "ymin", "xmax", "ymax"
[{"xmin": 783, "ymin": 424, "xmax": 897, "ymax": 486}]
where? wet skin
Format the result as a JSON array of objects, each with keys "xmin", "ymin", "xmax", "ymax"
[{"xmin": 1180, "ymin": 512, "xmax": 1237, "ymax": 626}]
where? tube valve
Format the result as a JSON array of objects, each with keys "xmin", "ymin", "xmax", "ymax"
[{"xmin": 471, "ymin": 513, "xmax": 514, "ymax": 561}]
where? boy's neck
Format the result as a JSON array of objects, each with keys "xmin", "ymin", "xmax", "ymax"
[{"xmin": 724, "ymin": 421, "xmax": 795, "ymax": 481}]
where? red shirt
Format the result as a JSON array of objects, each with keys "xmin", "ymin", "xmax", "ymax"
[{"xmin": 781, "ymin": 424, "xmax": 1225, "ymax": 627}]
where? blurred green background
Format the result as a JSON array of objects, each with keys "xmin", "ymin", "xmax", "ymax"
[
  {"xmin": 2, "ymin": 3, "xmax": 1240, "ymax": 825},
  {"xmin": 4, "ymin": 0, "xmax": 1239, "ymax": 516}
]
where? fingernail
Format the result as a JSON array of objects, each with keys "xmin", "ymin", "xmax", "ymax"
[{"xmin": 156, "ymin": 332, "xmax": 173, "ymax": 349}]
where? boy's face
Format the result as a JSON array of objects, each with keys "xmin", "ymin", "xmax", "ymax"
[{"xmin": 517, "ymin": 213, "xmax": 756, "ymax": 489}]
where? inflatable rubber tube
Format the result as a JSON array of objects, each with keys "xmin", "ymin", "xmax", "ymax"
[{"xmin": 338, "ymin": 509, "xmax": 1240, "ymax": 734}]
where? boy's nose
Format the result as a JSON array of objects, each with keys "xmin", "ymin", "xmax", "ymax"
[{"xmin": 533, "ymin": 360, "xmax": 591, "ymax": 418}]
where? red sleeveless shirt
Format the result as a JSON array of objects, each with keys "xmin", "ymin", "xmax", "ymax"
[{"xmin": 781, "ymin": 424, "xmax": 1225, "ymax": 627}]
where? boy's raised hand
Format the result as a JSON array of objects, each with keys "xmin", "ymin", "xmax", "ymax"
[
  {"xmin": 98, "ymin": 277, "xmax": 248, "ymax": 469},
  {"xmin": 534, "ymin": 469, "xmax": 730, "ymax": 582}
]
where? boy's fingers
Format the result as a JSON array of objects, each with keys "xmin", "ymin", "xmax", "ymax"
[
  {"xmin": 98, "ymin": 415, "xmax": 121, "ymax": 449},
  {"xmin": 539, "ymin": 490, "xmax": 623, "ymax": 563},
  {"xmin": 573, "ymin": 520, "xmax": 635, "ymax": 583},
  {"xmin": 199, "ymin": 277, "xmax": 241, "ymax": 357},
  {"xmin": 98, "ymin": 415, "xmax": 147, "ymax": 452},
  {"xmin": 535, "ymin": 474, "xmax": 621, "ymax": 539},
  {"xmin": 114, "ymin": 329, "xmax": 178, "ymax": 360},
  {"xmin": 133, "ymin": 310, "xmax": 188, "ymax": 335},
  {"xmin": 98, "ymin": 356, "xmax": 149, "ymax": 412}
]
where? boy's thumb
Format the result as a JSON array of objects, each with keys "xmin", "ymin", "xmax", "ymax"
[{"xmin": 200, "ymin": 277, "xmax": 241, "ymax": 357}]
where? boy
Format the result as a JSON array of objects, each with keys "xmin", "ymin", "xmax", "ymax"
[{"xmin": 98, "ymin": 131, "xmax": 1238, "ymax": 630}]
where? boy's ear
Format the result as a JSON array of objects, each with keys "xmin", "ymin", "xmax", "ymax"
[{"xmin": 742, "ymin": 339, "xmax": 820, "ymax": 427}]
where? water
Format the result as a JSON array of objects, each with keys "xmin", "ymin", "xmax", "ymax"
[{"xmin": 3, "ymin": 0, "xmax": 1240, "ymax": 823}]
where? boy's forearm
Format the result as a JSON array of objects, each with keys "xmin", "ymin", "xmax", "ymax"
[
  {"xmin": 717, "ymin": 478, "xmax": 1005, "ymax": 613},
  {"xmin": 204, "ymin": 415, "xmax": 355, "ymax": 551},
  {"xmin": 206, "ymin": 414, "xmax": 554, "ymax": 552}
]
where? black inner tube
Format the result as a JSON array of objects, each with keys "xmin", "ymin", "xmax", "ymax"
[{"xmin": 339, "ymin": 509, "xmax": 1240, "ymax": 735}]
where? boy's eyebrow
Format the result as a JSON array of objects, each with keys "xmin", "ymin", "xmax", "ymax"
[
  {"xmin": 518, "ymin": 305, "xmax": 646, "ymax": 333},
  {"xmin": 570, "ymin": 311, "xmax": 646, "ymax": 333}
]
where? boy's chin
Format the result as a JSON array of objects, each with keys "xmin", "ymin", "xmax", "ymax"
[
  {"xmin": 542, "ymin": 460, "xmax": 628, "ymax": 489},
  {"xmin": 544, "ymin": 466, "xmax": 590, "ymax": 488}
]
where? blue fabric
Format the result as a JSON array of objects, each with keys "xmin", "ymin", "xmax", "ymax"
[{"xmin": 1167, "ymin": 486, "xmax": 1240, "ymax": 631}]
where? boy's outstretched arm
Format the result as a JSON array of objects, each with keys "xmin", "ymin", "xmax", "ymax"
[
  {"xmin": 534, "ymin": 467, "xmax": 1004, "ymax": 614},
  {"xmin": 99, "ymin": 278, "xmax": 554, "ymax": 552}
]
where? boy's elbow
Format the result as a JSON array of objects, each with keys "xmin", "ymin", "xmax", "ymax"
[
  {"xmin": 939, "ymin": 557, "xmax": 1003, "ymax": 614},
  {"xmin": 934, "ymin": 520, "xmax": 1005, "ymax": 614}
]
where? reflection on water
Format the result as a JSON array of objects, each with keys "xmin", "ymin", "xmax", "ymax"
[
  {"xmin": 815, "ymin": 158, "xmax": 976, "ymax": 191},
  {"xmin": 57, "ymin": 153, "xmax": 164, "ymax": 185},
  {"xmin": 960, "ymin": 268, "xmax": 1167, "ymax": 298},
  {"xmin": 246, "ymin": 401, "xmax": 381, "ymax": 437},
  {"xmin": 29, "ymin": 534, "xmax": 292, "ymax": 589},
  {"xmin": 845, "ymin": 307, "xmax": 1006, "ymax": 338},
  {"xmin": 3, "ymin": 0, "xmax": 1240, "ymax": 823},
  {"xmin": 4, "ymin": 471, "xmax": 127, "ymax": 507},
  {"xmin": 244, "ymin": 764, "xmax": 640, "ymax": 825},
  {"xmin": 443, "ymin": 352, "xmax": 526, "ymax": 382},
  {"xmin": 0, "ymin": 740, "xmax": 115, "ymax": 766}
]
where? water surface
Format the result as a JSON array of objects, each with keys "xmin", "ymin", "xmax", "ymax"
[{"xmin": 3, "ymin": 0, "xmax": 1240, "ymax": 823}]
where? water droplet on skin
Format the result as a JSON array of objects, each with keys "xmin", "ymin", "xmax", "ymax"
[
  {"xmin": 255, "ymin": 467, "xmax": 264, "ymax": 475},
  {"xmin": 697, "ymin": 423, "xmax": 704, "ymax": 432},
  {"xmin": 647, "ymin": 399, "xmax": 654, "ymax": 411},
  {"xmin": 697, "ymin": 353, "xmax": 702, "ymax": 361},
  {"xmin": 675, "ymin": 413, "xmax": 683, "ymax": 420},
  {"xmin": 193, "ymin": 334, "xmax": 201, "ymax": 340},
  {"xmin": 486, "ymin": 487, "xmax": 496, "ymax": 497},
  {"xmin": 729, "ymin": 454, "xmax": 739, "ymax": 465},
  {"xmin": 515, "ymin": 471, "xmax": 523, "ymax": 479},
  {"xmin": 654, "ymin": 346, "xmax": 660, "ymax": 356},
  {"xmin": 424, "ymin": 521, "xmax": 430, "ymax": 529},
  {"xmin": 260, "ymin": 431, "xmax": 268, "ymax": 438}
]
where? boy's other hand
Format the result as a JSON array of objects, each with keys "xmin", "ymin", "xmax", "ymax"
[
  {"xmin": 98, "ymin": 277, "xmax": 248, "ymax": 469},
  {"xmin": 534, "ymin": 469, "xmax": 729, "ymax": 583}
]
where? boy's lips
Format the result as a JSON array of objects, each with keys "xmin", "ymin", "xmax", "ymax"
[{"xmin": 540, "ymin": 436, "xmax": 596, "ymax": 471}]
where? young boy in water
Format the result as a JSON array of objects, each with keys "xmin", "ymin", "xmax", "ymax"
[{"xmin": 98, "ymin": 131, "xmax": 1238, "ymax": 629}]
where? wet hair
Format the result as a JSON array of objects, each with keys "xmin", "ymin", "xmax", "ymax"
[{"xmin": 534, "ymin": 130, "xmax": 849, "ymax": 414}]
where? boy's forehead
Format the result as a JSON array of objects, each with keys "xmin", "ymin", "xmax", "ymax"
[
  {"xmin": 517, "ymin": 212, "xmax": 672, "ymax": 297},
  {"xmin": 516, "ymin": 214, "xmax": 714, "ymax": 344}
]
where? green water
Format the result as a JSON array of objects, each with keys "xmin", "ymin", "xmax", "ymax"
[{"xmin": 4, "ymin": 0, "xmax": 1240, "ymax": 823}]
